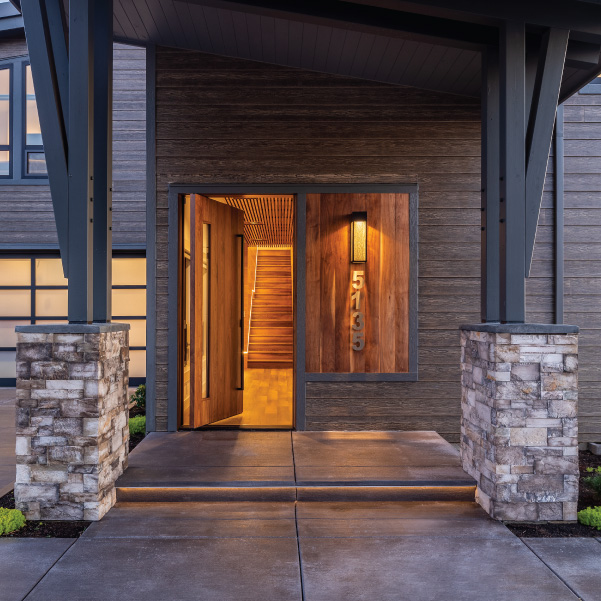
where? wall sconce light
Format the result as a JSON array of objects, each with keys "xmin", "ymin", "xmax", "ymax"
[{"xmin": 351, "ymin": 211, "xmax": 367, "ymax": 263}]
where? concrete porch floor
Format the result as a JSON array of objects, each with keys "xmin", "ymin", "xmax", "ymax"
[{"xmin": 116, "ymin": 430, "xmax": 476, "ymax": 502}]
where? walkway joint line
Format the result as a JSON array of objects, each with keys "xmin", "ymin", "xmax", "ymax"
[
  {"xmin": 22, "ymin": 538, "xmax": 78, "ymax": 601},
  {"xmin": 520, "ymin": 538, "xmax": 584, "ymax": 600}
]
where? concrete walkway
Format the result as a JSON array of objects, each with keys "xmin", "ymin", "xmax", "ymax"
[{"xmin": 2, "ymin": 501, "xmax": 601, "ymax": 600}]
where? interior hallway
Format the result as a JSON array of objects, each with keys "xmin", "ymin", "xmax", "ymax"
[{"xmin": 211, "ymin": 368, "xmax": 293, "ymax": 427}]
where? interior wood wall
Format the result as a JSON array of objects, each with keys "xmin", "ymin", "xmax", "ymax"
[
  {"xmin": 0, "ymin": 40, "xmax": 146, "ymax": 248},
  {"xmin": 305, "ymin": 193, "xmax": 410, "ymax": 373},
  {"xmin": 153, "ymin": 47, "xmax": 556, "ymax": 441}
]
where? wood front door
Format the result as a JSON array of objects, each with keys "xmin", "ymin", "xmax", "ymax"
[{"xmin": 189, "ymin": 194, "xmax": 244, "ymax": 427}]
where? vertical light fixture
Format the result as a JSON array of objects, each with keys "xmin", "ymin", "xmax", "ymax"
[{"xmin": 351, "ymin": 211, "xmax": 367, "ymax": 263}]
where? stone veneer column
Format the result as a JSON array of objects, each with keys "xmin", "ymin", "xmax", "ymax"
[
  {"xmin": 460, "ymin": 324, "xmax": 579, "ymax": 522},
  {"xmin": 14, "ymin": 324, "xmax": 130, "ymax": 521}
]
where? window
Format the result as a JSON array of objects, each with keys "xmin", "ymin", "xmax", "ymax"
[
  {"xmin": 0, "ymin": 57, "xmax": 47, "ymax": 182},
  {"xmin": 0, "ymin": 65, "xmax": 10, "ymax": 177},
  {"xmin": 0, "ymin": 255, "xmax": 147, "ymax": 385},
  {"xmin": 24, "ymin": 65, "xmax": 45, "ymax": 176}
]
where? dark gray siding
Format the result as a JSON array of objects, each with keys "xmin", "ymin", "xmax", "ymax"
[
  {"xmin": 153, "ymin": 48, "xmax": 502, "ymax": 439},
  {"xmin": 0, "ymin": 39, "xmax": 146, "ymax": 248},
  {"xmin": 563, "ymin": 90, "xmax": 601, "ymax": 444}
]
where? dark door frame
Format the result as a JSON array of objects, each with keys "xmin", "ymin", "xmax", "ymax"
[{"xmin": 159, "ymin": 183, "xmax": 419, "ymax": 432}]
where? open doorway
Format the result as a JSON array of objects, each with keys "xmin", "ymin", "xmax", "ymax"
[{"xmin": 179, "ymin": 193, "xmax": 294, "ymax": 429}]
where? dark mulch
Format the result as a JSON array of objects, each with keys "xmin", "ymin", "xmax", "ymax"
[
  {"xmin": 0, "ymin": 405, "xmax": 147, "ymax": 538},
  {"xmin": 128, "ymin": 404, "xmax": 146, "ymax": 451},
  {"xmin": 506, "ymin": 449, "xmax": 601, "ymax": 538},
  {"xmin": 0, "ymin": 490, "xmax": 90, "ymax": 538}
]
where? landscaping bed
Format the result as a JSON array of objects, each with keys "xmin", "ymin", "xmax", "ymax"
[
  {"xmin": 1, "ymin": 386, "xmax": 147, "ymax": 538},
  {"xmin": 506, "ymin": 449, "xmax": 601, "ymax": 538}
]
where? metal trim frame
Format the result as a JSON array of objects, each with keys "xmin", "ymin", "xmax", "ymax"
[
  {"xmin": 164, "ymin": 183, "xmax": 419, "ymax": 432},
  {"xmin": 145, "ymin": 43, "xmax": 157, "ymax": 433},
  {"xmin": 554, "ymin": 104, "xmax": 565, "ymax": 324}
]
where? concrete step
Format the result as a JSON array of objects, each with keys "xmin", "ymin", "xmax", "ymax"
[{"xmin": 116, "ymin": 484, "xmax": 476, "ymax": 503}]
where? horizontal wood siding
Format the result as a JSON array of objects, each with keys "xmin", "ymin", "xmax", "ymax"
[
  {"xmin": 564, "ymin": 90, "xmax": 601, "ymax": 443},
  {"xmin": 154, "ymin": 48, "xmax": 487, "ymax": 439},
  {"xmin": 0, "ymin": 41, "xmax": 146, "ymax": 248}
]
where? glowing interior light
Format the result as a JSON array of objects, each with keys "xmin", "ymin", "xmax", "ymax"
[{"xmin": 351, "ymin": 212, "xmax": 367, "ymax": 263}]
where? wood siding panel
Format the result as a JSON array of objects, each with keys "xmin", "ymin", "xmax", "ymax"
[
  {"xmin": 0, "ymin": 42, "xmax": 146, "ymax": 247},
  {"xmin": 564, "ymin": 88, "xmax": 601, "ymax": 443},
  {"xmin": 154, "ymin": 48, "xmax": 485, "ymax": 440},
  {"xmin": 153, "ymin": 48, "xmax": 569, "ymax": 441}
]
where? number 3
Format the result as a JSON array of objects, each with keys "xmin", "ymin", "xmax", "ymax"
[{"xmin": 352, "ymin": 311, "xmax": 364, "ymax": 331}]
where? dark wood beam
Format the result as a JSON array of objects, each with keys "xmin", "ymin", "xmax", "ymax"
[
  {"xmin": 525, "ymin": 28, "xmax": 569, "ymax": 275},
  {"xmin": 566, "ymin": 40, "xmax": 601, "ymax": 69},
  {"xmin": 92, "ymin": 0, "xmax": 113, "ymax": 323},
  {"xmin": 67, "ymin": 0, "xmax": 95, "ymax": 322},
  {"xmin": 481, "ymin": 46, "xmax": 500, "ymax": 322},
  {"xmin": 499, "ymin": 21, "xmax": 526, "ymax": 323},
  {"xmin": 21, "ymin": 0, "xmax": 69, "ymax": 275},
  {"xmin": 187, "ymin": 0, "xmax": 497, "ymax": 50}
]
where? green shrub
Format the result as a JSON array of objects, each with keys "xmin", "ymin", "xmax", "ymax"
[
  {"xmin": 130, "ymin": 384, "xmax": 146, "ymax": 410},
  {"xmin": 578, "ymin": 506, "xmax": 601, "ymax": 530},
  {"xmin": 0, "ymin": 507, "xmax": 26, "ymax": 535},
  {"xmin": 129, "ymin": 415, "xmax": 146, "ymax": 436},
  {"xmin": 583, "ymin": 466, "xmax": 601, "ymax": 494}
]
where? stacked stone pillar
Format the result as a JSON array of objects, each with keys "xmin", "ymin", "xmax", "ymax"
[
  {"xmin": 14, "ymin": 324, "xmax": 130, "ymax": 521},
  {"xmin": 460, "ymin": 324, "xmax": 579, "ymax": 522}
]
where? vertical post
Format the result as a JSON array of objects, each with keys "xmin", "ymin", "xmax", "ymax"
[
  {"xmin": 499, "ymin": 21, "xmax": 526, "ymax": 323},
  {"xmin": 481, "ymin": 46, "xmax": 500, "ymax": 322},
  {"xmin": 555, "ymin": 104, "xmax": 564, "ymax": 324},
  {"xmin": 92, "ymin": 0, "xmax": 113, "ymax": 322},
  {"xmin": 68, "ymin": 0, "xmax": 94, "ymax": 323}
]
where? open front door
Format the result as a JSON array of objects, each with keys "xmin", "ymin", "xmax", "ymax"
[{"xmin": 189, "ymin": 194, "xmax": 244, "ymax": 427}]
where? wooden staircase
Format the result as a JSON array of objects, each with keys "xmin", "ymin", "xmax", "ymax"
[{"xmin": 247, "ymin": 248, "xmax": 293, "ymax": 368}]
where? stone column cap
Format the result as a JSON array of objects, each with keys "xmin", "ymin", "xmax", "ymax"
[
  {"xmin": 460, "ymin": 323, "xmax": 579, "ymax": 334},
  {"xmin": 16, "ymin": 322, "xmax": 130, "ymax": 334}
]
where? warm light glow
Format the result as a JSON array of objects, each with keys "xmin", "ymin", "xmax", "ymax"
[{"xmin": 351, "ymin": 212, "xmax": 367, "ymax": 263}]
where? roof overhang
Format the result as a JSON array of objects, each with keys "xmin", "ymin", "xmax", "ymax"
[{"xmin": 12, "ymin": 0, "xmax": 601, "ymax": 99}]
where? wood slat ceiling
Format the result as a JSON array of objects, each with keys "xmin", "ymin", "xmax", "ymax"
[{"xmin": 211, "ymin": 195, "xmax": 294, "ymax": 247}]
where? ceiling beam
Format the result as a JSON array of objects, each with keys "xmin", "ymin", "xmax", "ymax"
[
  {"xmin": 185, "ymin": 0, "xmax": 497, "ymax": 50},
  {"xmin": 354, "ymin": 0, "xmax": 601, "ymax": 42}
]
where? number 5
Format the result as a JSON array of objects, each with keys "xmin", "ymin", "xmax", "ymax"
[
  {"xmin": 352, "ymin": 331, "xmax": 365, "ymax": 351},
  {"xmin": 352, "ymin": 270, "xmax": 364, "ymax": 289}
]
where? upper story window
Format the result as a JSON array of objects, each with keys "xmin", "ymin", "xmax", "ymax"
[
  {"xmin": 0, "ymin": 57, "xmax": 47, "ymax": 182},
  {"xmin": 24, "ymin": 65, "xmax": 45, "ymax": 176}
]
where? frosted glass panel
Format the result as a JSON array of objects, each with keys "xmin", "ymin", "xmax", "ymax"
[
  {"xmin": 27, "ymin": 152, "xmax": 46, "ymax": 175},
  {"xmin": 129, "ymin": 350, "xmax": 146, "ymax": 378},
  {"xmin": 112, "ymin": 258, "xmax": 146, "ymax": 286},
  {"xmin": 0, "ymin": 68, "xmax": 9, "ymax": 146},
  {"xmin": 36, "ymin": 289, "xmax": 68, "ymax": 317},
  {"xmin": 0, "ymin": 351, "xmax": 16, "ymax": 378},
  {"xmin": 0, "ymin": 290, "xmax": 31, "ymax": 316},
  {"xmin": 35, "ymin": 259, "xmax": 67, "ymax": 286},
  {"xmin": 0, "ymin": 259, "xmax": 30, "ymax": 286},
  {"xmin": 0, "ymin": 150, "xmax": 9, "ymax": 176},
  {"xmin": 112, "ymin": 289, "xmax": 145, "ymax": 317},
  {"xmin": 0, "ymin": 320, "xmax": 29, "ymax": 348},
  {"xmin": 121, "ymin": 319, "xmax": 146, "ymax": 347},
  {"xmin": 26, "ymin": 65, "xmax": 42, "ymax": 146}
]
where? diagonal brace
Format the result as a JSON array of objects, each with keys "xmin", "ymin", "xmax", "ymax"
[
  {"xmin": 21, "ymin": 0, "xmax": 69, "ymax": 275},
  {"xmin": 525, "ymin": 28, "xmax": 569, "ymax": 276}
]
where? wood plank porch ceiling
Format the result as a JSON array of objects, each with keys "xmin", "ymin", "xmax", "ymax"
[{"xmin": 56, "ymin": 0, "xmax": 601, "ymax": 100}]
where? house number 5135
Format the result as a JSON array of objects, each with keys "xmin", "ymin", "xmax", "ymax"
[{"xmin": 351, "ymin": 270, "xmax": 365, "ymax": 351}]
